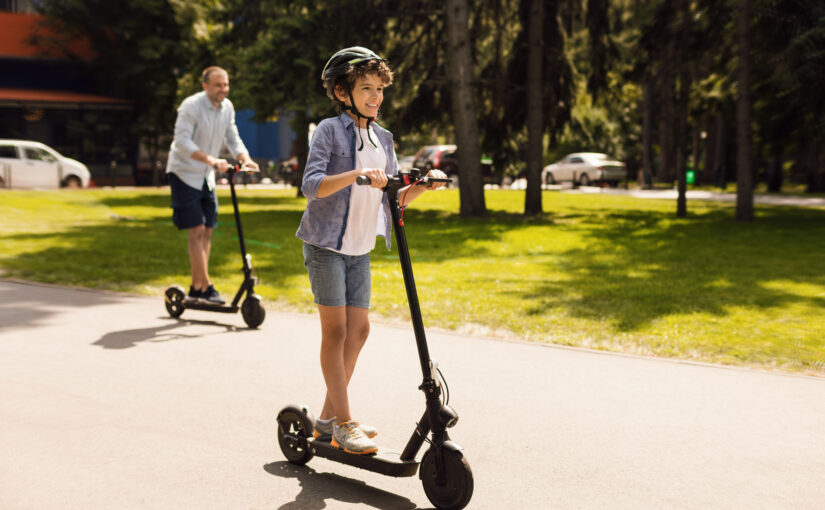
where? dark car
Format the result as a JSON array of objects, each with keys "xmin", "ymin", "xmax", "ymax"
[
  {"xmin": 411, "ymin": 144, "xmax": 500, "ymax": 186},
  {"xmin": 411, "ymin": 144, "xmax": 456, "ymax": 173}
]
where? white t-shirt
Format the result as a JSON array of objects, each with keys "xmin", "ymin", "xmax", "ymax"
[{"xmin": 336, "ymin": 127, "xmax": 388, "ymax": 255}]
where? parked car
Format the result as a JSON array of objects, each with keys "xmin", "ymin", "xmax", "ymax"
[
  {"xmin": 412, "ymin": 144, "xmax": 456, "ymax": 173},
  {"xmin": 0, "ymin": 139, "xmax": 91, "ymax": 189},
  {"xmin": 411, "ymin": 144, "xmax": 500, "ymax": 185},
  {"xmin": 542, "ymin": 152, "xmax": 626, "ymax": 186}
]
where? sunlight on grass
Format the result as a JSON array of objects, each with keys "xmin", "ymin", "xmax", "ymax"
[{"xmin": 1, "ymin": 187, "xmax": 823, "ymax": 376}]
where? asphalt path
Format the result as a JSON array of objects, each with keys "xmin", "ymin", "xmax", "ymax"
[{"xmin": 1, "ymin": 279, "xmax": 824, "ymax": 509}]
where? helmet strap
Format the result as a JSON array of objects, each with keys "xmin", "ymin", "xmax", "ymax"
[{"xmin": 345, "ymin": 90, "xmax": 377, "ymax": 151}]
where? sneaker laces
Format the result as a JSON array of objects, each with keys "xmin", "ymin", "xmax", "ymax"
[{"xmin": 341, "ymin": 422, "xmax": 367, "ymax": 440}]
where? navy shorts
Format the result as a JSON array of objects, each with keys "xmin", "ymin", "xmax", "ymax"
[
  {"xmin": 303, "ymin": 242, "xmax": 371, "ymax": 308},
  {"xmin": 169, "ymin": 173, "xmax": 218, "ymax": 230}
]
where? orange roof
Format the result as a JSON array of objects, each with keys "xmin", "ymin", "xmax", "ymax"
[
  {"xmin": 0, "ymin": 88, "xmax": 130, "ymax": 105},
  {"xmin": 0, "ymin": 12, "xmax": 94, "ymax": 59}
]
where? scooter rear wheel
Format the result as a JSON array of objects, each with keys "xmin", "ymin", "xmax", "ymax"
[
  {"xmin": 241, "ymin": 294, "xmax": 265, "ymax": 328},
  {"xmin": 419, "ymin": 447, "xmax": 474, "ymax": 510},
  {"xmin": 277, "ymin": 405, "xmax": 315, "ymax": 466},
  {"xmin": 164, "ymin": 285, "xmax": 186, "ymax": 318}
]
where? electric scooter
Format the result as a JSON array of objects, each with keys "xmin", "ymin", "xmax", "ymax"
[
  {"xmin": 164, "ymin": 160, "xmax": 266, "ymax": 329},
  {"xmin": 275, "ymin": 168, "xmax": 473, "ymax": 510}
]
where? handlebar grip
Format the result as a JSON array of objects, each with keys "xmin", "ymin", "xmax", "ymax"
[{"xmin": 356, "ymin": 175, "xmax": 372, "ymax": 185}]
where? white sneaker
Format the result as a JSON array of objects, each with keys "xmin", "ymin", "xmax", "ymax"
[
  {"xmin": 352, "ymin": 421, "xmax": 378, "ymax": 439},
  {"xmin": 315, "ymin": 417, "xmax": 378, "ymax": 439},
  {"xmin": 331, "ymin": 421, "xmax": 378, "ymax": 455}
]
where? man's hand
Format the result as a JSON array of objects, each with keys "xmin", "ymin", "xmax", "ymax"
[
  {"xmin": 240, "ymin": 159, "xmax": 260, "ymax": 172},
  {"xmin": 211, "ymin": 158, "xmax": 230, "ymax": 173}
]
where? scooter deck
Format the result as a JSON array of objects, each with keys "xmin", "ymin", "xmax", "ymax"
[
  {"xmin": 183, "ymin": 299, "xmax": 239, "ymax": 314},
  {"xmin": 310, "ymin": 437, "xmax": 419, "ymax": 477}
]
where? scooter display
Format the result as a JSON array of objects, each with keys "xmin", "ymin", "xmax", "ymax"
[
  {"xmin": 164, "ymin": 160, "xmax": 266, "ymax": 329},
  {"xmin": 275, "ymin": 168, "xmax": 473, "ymax": 510}
]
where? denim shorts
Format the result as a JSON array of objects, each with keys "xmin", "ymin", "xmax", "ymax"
[
  {"xmin": 169, "ymin": 173, "xmax": 218, "ymax": 230},
  {"xmin": 302, "ymin": 242, "xmax": 371, "ymax": 308}
]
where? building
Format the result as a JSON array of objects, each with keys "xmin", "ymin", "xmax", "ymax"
[
  {"xmin": 0, "ymin": 1, "xmax": 296, "ymax": 186},
  {"xmin": 0, "ymin": 3, "xmax": 135, "ymax": 185}
]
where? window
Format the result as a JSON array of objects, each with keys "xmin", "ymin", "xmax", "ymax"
[
  {"xmin": 24, "ymin": 147, "xmax": 58, "ymax": 163},
  {"xmin": 0, "ymin": 145, "xmax": 19, "ymax": 158},
  {"xmin": 0, "ymin": 0, "xmax": 37, "ymax": 13},
  {"xmin": 569, "ymin": 157, "xmax": 584, "ymax": 164}
]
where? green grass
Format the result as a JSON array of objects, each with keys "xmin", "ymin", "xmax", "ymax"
[{"xmin": 1, "ymin": 187, "xmax": 823, "ymax": 376}]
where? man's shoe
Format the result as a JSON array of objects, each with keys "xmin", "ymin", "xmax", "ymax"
[
  {"xmin": 331, "ymin": 421, "xmax": 378, "ymax": 455},
  {"xmin": 314, "ymin": 417, "xmax": 377, "ymax": 439},
  {"xmin": 203, "ymin": 284, "xmax": 225, "ymax": 305},
  {"xmin": 186, "ymin": 286, "xmax": 203, "ymax": 302}
]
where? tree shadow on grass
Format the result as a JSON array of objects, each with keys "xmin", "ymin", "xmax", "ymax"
[
  {"xmin": 525, "ymin": 206, "xmax": 825, "ymax": 332},
  {"xmin": 0, "ymin": 207, "xmax": 308, "ymax": 290}
]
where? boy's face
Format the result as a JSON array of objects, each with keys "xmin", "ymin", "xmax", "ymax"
[{"xmin": 337, "ymin": 73, "xmax": 385, "ymax": 119}]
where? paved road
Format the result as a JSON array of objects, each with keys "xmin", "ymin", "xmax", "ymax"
[
  {"xmin": 567, "ymin": 186, "xmax": 825, "ymax": 207},
  {"xmin": 1, "ymin": 279, "xmax": 823, "ymax": 509}
]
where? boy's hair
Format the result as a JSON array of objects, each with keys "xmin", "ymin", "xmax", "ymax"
[
  {"xmin": 202, "ymin": 66, "xmax": 228, "ymax": 84},
  {"xmin": 323, "ymin": 59, "xmax": 394, "ymax": 114}
]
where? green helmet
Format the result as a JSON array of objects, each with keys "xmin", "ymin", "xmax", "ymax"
[{"xmin": 321, "ymin": 46, "xmax": 383, "ymax": 82}]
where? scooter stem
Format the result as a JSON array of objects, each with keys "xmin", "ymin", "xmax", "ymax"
[
  {"xmin": 227, "ymin": 163, "xmax": 251, "ymax": 273},
  {"xmin": 386, "ymin": 187, "xmax": 433, "ymax": 381}
]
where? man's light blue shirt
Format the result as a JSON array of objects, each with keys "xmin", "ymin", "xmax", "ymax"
[
  {"xmin": 296, "ymin": 113, "xmax": 398, "ymax": 251},
  {"xmin": 166, "ymin": 91, "xmax": 248, "ymax": 190}
]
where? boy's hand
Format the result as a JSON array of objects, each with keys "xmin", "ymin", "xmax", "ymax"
[
  {"xmin": 360, "ymin": 168, "xmax": 388, "ymax": 188},
  {"xmin": 425, "ymin": 169, "xmax": 448, "ymax": 189}
]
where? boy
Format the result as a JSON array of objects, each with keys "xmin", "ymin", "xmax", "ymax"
[{"xmin": 296, "ymin": 47, "xmax": 446, "ymax": 454}]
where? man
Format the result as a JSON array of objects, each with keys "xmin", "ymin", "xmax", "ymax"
[{"xmin": 166, "ymin": 66, "xmax": 259, "ymax": 304}]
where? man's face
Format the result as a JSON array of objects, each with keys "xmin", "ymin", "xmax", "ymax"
[
  {"xmin": 337, "ymin": 73, "xmax": 384, "ymax": 119},
  {"xmin": 203, "ymin": 71, "xmax": 229, "ymax": 105}
]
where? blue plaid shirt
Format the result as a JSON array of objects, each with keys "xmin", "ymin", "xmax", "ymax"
[{"xmin": 296, "ymin": 113, "xmax": 397, "ymax": 251}]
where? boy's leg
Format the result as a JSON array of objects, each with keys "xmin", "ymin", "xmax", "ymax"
[
  {"xmin": 319, "ymin": 306, "xmax": 370, "ymax": 419},
  {"xmin": 318, "ymin": 304, "xmax": 351, "ymax": 422}
]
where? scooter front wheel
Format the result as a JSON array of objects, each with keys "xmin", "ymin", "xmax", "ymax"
[
  {"xmin": 277, "ymin": 405, "xmax": 315, "ymax": 466},
  {"xmin": 164, "ymin": 285, "xmax": 186, "ymax": 318},
  {"xmin": 419, "ymin": 446, "xmax": 474, "ymax": 510},
  {"xmin": 241, "ymin": 294, "xmax": 265, "ymax": 328}
]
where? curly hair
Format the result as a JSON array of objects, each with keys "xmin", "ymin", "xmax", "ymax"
[{"xmin": 323, "ymin": 59, "xmax": 394, "ymax": 114}]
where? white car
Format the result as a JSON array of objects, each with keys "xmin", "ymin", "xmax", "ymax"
[
  {"xmin": 542, "ymin": 152, "xmax": 626, "ymax": 186},
  {"xmin": 0, "ymin": 139, "xmax": 91, "ymax": 189}
]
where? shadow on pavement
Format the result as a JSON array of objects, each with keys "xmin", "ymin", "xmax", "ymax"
[
  {"xmin": 92, "ymin": 317, "xmax": 248, "ymax": 349},
  {"xmin": 263, "ymin": 461, "xmax": 427, "ymax": 510}
]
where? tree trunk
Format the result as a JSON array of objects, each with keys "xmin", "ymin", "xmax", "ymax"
[
  {"xmin": 675, "ymin": 0, "xmax": 691, "ymax": 217},
  {"xmin": 445, "ymin": 0, "xmax": 486, "ymax": 217},
  {"xmin": 766, "ymin": 151, "xmax": 783, "ymax": 192},
  {"xmin": 736, "ymin": 0, "xmax": 754, "ymax": 221},
  {"xmin": 524, "ymin": 0, "xmax": 544, "ymax": 216},
  {"xmin": 659, "ymin": 67, "xmax": 675, "ymax": 183},
  {"xmin": 641, "ymin": 78, "xmax": 654, "ymax": 188}
]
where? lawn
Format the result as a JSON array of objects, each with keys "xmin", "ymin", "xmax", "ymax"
[{"xmin": 1, "ymin": 186, "xmax": 823, "ymax": 376}]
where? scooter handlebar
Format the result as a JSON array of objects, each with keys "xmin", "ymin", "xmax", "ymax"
[
  {"xmin": 213, "ymin": 159, "xmax": 259, "ymax": 173},
  {"xmin": 356, "ymin": 172, "xmax": 451, "ymax": 188}
]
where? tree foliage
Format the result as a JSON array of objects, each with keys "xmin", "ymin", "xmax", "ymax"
[{"xmin": 33, "ymin": 0, "xmax": 197, "ymax": 182}]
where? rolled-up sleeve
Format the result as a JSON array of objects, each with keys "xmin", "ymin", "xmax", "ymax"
[
  {"xmin": 301, "ymin": 123, "xmax": 333, "ymax": 201},
  {"xmin": 173, "ymin": 101, "xmax": 201, "ymax": 156}
]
